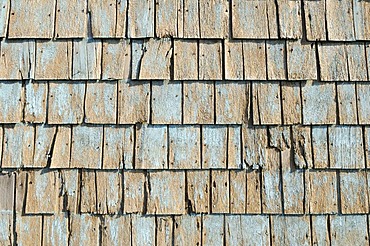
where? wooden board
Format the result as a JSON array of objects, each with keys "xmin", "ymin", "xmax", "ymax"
[
  {"xmin": 156, "ymin": 216, "xmax": 173, "ymax": 246},
  {"xmin": 55, "ymin": 0, "xmax": 86, "ymax": 38},
  {"xmin": 69, "ymin": 214, "xmax": 100, "ymax": 245},
  {"xmin": 50, "ymin": 126, "xmax": 72, "ymax": 168},
  {"xmin": 24, "ymin": 81, "xmax": 47, "ymax": 123},
  {"xmin": 0, "ymin": 41, "xmax": 35, "ymax": 80},
  {"xmin": 131, "ymin": 215, "xmax": 156, "ymax": 246},
  {"xmin": 242, "ymin": 126, "xmax": 268, "ymax": 169},
  {"xmin": 303, "ymin": 0, "xmax": 326, "ymax": 41},
  {"xmin": 287, "ymin": 40, "xmax": 316, "ymax": 80},
  {"xmin": 202, "ymin": 215, "xmax": 224, "ymax": 245},
  {"xmin": 152, "ymin": 81, "xmax": 182, "ymax": 124},
  {"xmin": 187, "ymin": 170, "xmax": 209, "ymax": 213},
  {"xmin": 277, "ymin": 0, "xmax": 302, "ymax": 38},
  {"xmin": 311, "ymin": 216, "xmax": 330, "ymax": 246},
  {"xmin": 266, "ymin": 41, "xmax": 286, "ymax": 80},
  {"xmin": 147, "ymin": 171, "xmax": 185, "ymax": 214},
  {"xmin": 183, "ymin": 0, "xmax": 200, "ymax": 38},
  {"xmin": 96, "ymin": 171, "xmax": 122, "ymax": 214},
  {"xmin": 174, "ymin": 40, "xmax": 198, "ymax": 80},
  {"xmin": 302, "ymin": 81, "xmax": 336, "ymax": 125},
  {"xmin": 48, "ymin": 82, "xmax": 86, "ymax": 124},
  {"xmin": 173, "ymin": 215, "xmax": 202, "ymax": 246},
  {"xmin": 271, "ymin": 216, "xmax": 311, "ymax": 246},
  {"xmin": 72, "ymin": 39, "xmax": 102, "ymax": 80},
  {"xmin": 357, "ymin": 82, "xmax": 370, "ymax": 124},
  {"xmin": 183, "ymin": 82, "xmax": 214, "ymax": 124},
  {"xmin": 70, "ymin": 126, "xmax": 103, "ymax": 169},
  {"xmin": 103, "ymin": 126, "xmax": 125, "ymax": 169},
  {"xmin": 354, "ymin": 0, "xmax": 370, "ymax": 40},
  {"xmin": 252, "ymin": 82, "xmax": 281, "ymax": 125},
  {"xmin": 228, "ymin": 126, "xmax": 243, "ymax": 169},
  {"xmin": 281, "ymin": 82, "xmax": 301, "ymax": 125},
  {"xmin": 123, "ymin": 171, "xmax": 146, "ymax": 213},
  {"xmin": 318, "ymin": 43, "xmax": 348, "ymax": 81},
  {"xmin": 102, "ymin": 40, "xmax": 131, "ymax": 80},
  {"xmin": 340, "ymin": 172, "xmax": 369, "ymax": 214},
  {"xmin": 326, "ymin": 0, "xmax": 355, "ymax": 41},
  {"xmin": 88, "ymin": 0, "xmax": 117, "ymax": 38},
  {"xmin": 169, "ymin": 125, "xmax": 201, "ymax": 169},
  {"xmin": 32, "ymin": 125, "xmax": 56, "ymax": 168},
  {"xmin": 35, "ymin": 41, "xmax": 72, "ymax": 80},
  {"xmin": 156, "ymin": 0, "xmax": 181, "ymax": 37},
  {"xmin": 243, "ymin": 41, "xmax": 267, "ymax": 80},
  {"xmin": 229, "ymin": 170, "xmax": 246, "ymax": 214},
  {"xmin": 58, "ymin": 170, "xmax": 79, "ymax": 213},
  {"xmin": 0, "ymin": 173, "xmax": 14, "ymax": 212},
  {"xmin": 346, "ymin": 43, "xmax": 368, "ymax": 81},
  {"xmin": 15, "ymin": 216, "xmax": 42, "ymax": 246},
  {"xmin": 43, "ymin": 214, "xmax": 69, "ymax": 246},
  {"xmin": 85, "ymin": 81, "xmax": 117, "ymax": 124},
  {"xmin": 305, "ymin": 171, "xmax": 337, "ymax": 214},
  {"xmin": 216, "ymin": 82, "xmax": 249, "ymax": 124},
  {"xmin": 202, "ymin": 126, "xmax": 227, "ymax": 169},
  {"xmin": 8, "ymin": 0, "xmax": 54, "ymax": 38},
  {"xmin": 337, "ymin": 82, "xmax": 358, "ymax": 124},
  {"xmin": 0, "ymin": 82, "xmax": 23, "ymax": 123},
  {"xmin": 199, "ymin": 41, "xmax": 222, "ymax": 80},
  {"xmin": 225, "ymin": 40, "xmax": 243, "ymax": 80},
  {"xmin": 311, "ymin": 126, "xmax": 329, "ymax": 169},
  {"xmin": 80, "ymin": 170, "xmax": 97, "ymax": 213},
  {"xmin": 135, "ymin": 125, "xmax": 168, "ymax": 169},
  {"xmin": 199, "ymin": 0, "xmax": 228, "ymax": 38},
  {"xmin": 246, "ymin": 170, "xmax": 261, "ymax": 214},
  {"xmin": 292, "ymin": 125, "xmax": 313, "ymax": 169},
  {"xmin": 211, "ymin": 170, "xmax": 229, "ymax": 213},
  {"xmin": 102, "ymin": 215, "xmax": 131, "ymax": 246},
  {"xmin": 328, "ymin": 126, "xmax": 365, "ymax": 169},
  {"xmin": 127, "ymin": 0, "xmax": 154, "ymax": 38},
  {"xmin": 330, "ymin": 215, "xmax": 369, "ymax": 245}
]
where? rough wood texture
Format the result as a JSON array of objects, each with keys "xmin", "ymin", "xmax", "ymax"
[
  {"xmin": 174, "ymin": 40, "xmax": 198, "ymax": 80},
  {"xmin": 128, "ymin": 0, "xmax": 154, "ymax": 38},
  {"xmin": 354, "ymin": 0, "xmax": 370, "ymax": 40},
  {"xmin": 55, "ymin": 0, "xmax": 86, "ymax": 38},
  {"xmin": 242, "ymin": 126, "xmax": 268, "ymax": 169},
  {"xmin": 340, "ymin": 172, "xmax": 369, "ymax": 214},
  {"xmin": 292, "ymin": 125, "xmax": 313, "ymax": 169},
  {"xmin": 71, "ymin": 126, "xmax": 103, "ymax": 169},
  {"xmin": 43, "ymin": 214, "xmax": 68, "ymax": 246},
  {"xmin": 328, "ymin": 126, "xmax": 365, "ymax": 169},
  {"xmin": 246, "ymin": 170, "xmax": 261, "ymax": 214},
  {"xmin": 173, "ymin": 215, "xmax": 202, "ymax": 246},
  {"xmin": 0, "ymin": 82, "xmax": 23, "ymax": 123},
  {"xmin": 50, "ymin": 126, "xmax": 71, "ymax": 168},
  {"xmin": 35, "ymin": 41, "xmax": 72, "ymax": 80},
  {"xmin": 96, "ymin": 171, "xmax": 122, "ymax": 214},
  {"xmin": 266, "ymin": 41, "xmax": 286, "ymax": 80},
  {"xmin": 0, "ymin": 173, "xmax": 14, "ymax": 212},
  {"xmin": 135, "ymin": 125, "xmax": 167, "ymax": 169},
  {"xmin": 156, "ymin": 216, "xmax": 173, "ymax": 246},
  {"xmin": 311, "ymin": 216, "xmax": 330, "ymax": 246},
  {"xmin": 287, "ymin": 41, "xmax": 316, "ymax": 80},
  {"xmin": 118, "ymin": 80, "xmax": 150, "ymax": 124},
  {"xmin": 230, "ymin": 171, "xmax": 246, "ymax": 214},
  {"xmin": 102, "ymin": 40, "xmax": 131, "ymax": 80},
  {"xmin": 277, "ymin": 0, "xmax": 302, "ymax": 38},
  {"xmin": 271, "ymin": 216, "xmax": 311, "ymax": 246},
  {"xmin": 243, "ymin": 41, "xmax": 267, "ymax": 80},
  {"xmin": 72, "ymin": 39, "xmax": 102, "ymax": 80},
  {"xmin": 211, "ymin": 170, "xmax": 229, "ymax": 213},
  {"xmin": 102, "ymin": 216, "xmax": 131, "ymax": 246},
  {"xmin": 281, "ymin": 82, "xmax": 302, "ymax": 124},
  {"xmin": 187, "ymin": 170, "xmax": 209, "ymax": 213},
  {"xmin": 80, "ymin": 170, "xmax": 97, "ymax": 213},
  {"xmin": 304, "ymin": 0, "xmax": 326, "ymax": 41},
  {"xmin": 216, "ymin": 82, "xmax": 249, "ymax": 124},
  {"xmin": 24, "ymin": 81, "xmax": 47, "ymax": 123},
  {"xmin": 123, "ymin": 171, "xmax": 145, "ymax": 213},
  {"xmin": 228, "ymin": 126, "xmax": 243, "ymax": 169},
  {"xmin": 202, "ymin": 126, "xmax": 227, "ymax": 169},
  {"xmin": 330, "ymin": 216, "xmax": 369, "ymax": 246},
  {"xmin": 199, "ymin": 0, "xmax": 228, "ymax": 38},
  {"xmin": 58, "ymin": 170, "xmax": 79, "ymax": 213},
  {"xmin": 88, "ymin": 0, "xmax": 118, "ymax": 38},
  {"xmin": 326, "ymin": 0, "xmax": 355, "ymax": 41},
  {"xmin": 169, "ymin": 125, "xmax": 201, "ymax": 169},
  {"xmin": 152, "ymin": 81, "xmax": 182, "ymax": 124},
  {"xmin": 8, "ymin": 0, "xmax": 54, "ymax": 38},
  {"xmin": 32, "ymin": 125, "xmax": 56, "ymax": 168},
  {"xmin": 69, "ymin": 214, "xmax": 100, "ymax": 245},
  {"xmin": 183, "ymin": 82, "xmax": 214, "ymax": 124},
  {"xmin": 268, "ymin": 126, "xmax": 291, "ymax": 151},
  {"xmin": 0, "ymin": 0, "xmax": 9, "ymax": 37},
  {"xmin": 0, "ymin": 213, "xmax": 13, "ymax": 245},
  {"xmin": 0, "ymin": 41, "xmax": 35, "ymax": 79},
  {"xmin": 357, "ymin": 82, "xmax": 370, "ymax": 124},
  {"xmin": 225, "ymin": 40, "xmax": 243, "ymax": 80},
  {"xmin": 346, "ymin": 43, "xmax": 368, "ymax": 81},
  {"xmin": 155, "ymin": 0, "xmax": 182, "ymax": 38},
  {"xmin": 337, "ymin": 82, "xmax": 358, "ymax": 124},
  {"xmin": 253, "ymin": 82, "xmax": 281, "ymax": 125},
  {"xmin": 318, "ymin": 43, "xmax": 348, "ymax": 81},
  {"xmin": 302, "ymin": 81, "xmax": 336, "ymax": 125},
  {"xmin": 305, "ymin": 171, "xmax": 337, "ymax": 214},
  {"xmin": 311, "ymin": 126, "xmax": 329, "ymax": 169},
  {"xmin": 199, "ymin": 41, "xmax": 222, "ymax": 80},
  {"xmin": 85, "ymin": 81, "xmax": 117, "ymax": 124},
  {"xmin": 202, "ymin": 215, "xmax": 224, "ymax": 245},
  {"xmin": 15, "ymin": 216, "xmax": 42, "ymax": 246},
  {"xmin": 147, "ymin": 171, "xmax": 185, "ymax": 214},
  {"xmin": 131, "ymin": 215, "xmax": 155, "ymax": 246}
]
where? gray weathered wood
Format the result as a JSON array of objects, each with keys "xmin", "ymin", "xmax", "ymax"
[
  {"xmin": 80, "ymin": 170, "xmax": 97, "ymax": 213},
  {"xmin": 135, "ymin": 125, "xmax": 167, "ymax": 169},
  {"xmin": 0, "ymin": 82, "xmax": 23, "ymax": 123},
  {"xmin": 243, "ymin": 41, "xmax": 267, "ymax": 80},
  {"xmin": 328, "ymin": 126, "xmax": 365, "ymax": 169},
  {"xmin": 103, "ymin": 126, "xmax": 126, "ymax": 169},
  {"xmin": 216, "ymin": 82, "xmax": 249, "ymax": 124},
  {"xmin": 0, "ymin": 0, "xmax": 9, "ymax": 37},
  {"xmin": 102, "ymin": 215, "xmax": 131, "ymax": 246},
  {"xmin": 15, "ymin": 171, "xmax": 27, "ymax": 214},
  {"xmin": 229, "ymin": 170, "xmax": 246, "ymax": 213},
  {"xmin": 152, "ymin": 81, "xmax": 182, "ymax": 124},
  {"xmin": 85, "ymin": 81, "xmax": 117, "ymax": 124},
  {"xmin": 277, "ymin": 0, "xmax": 302, "ymax": 38},
  {"xmin": 8, "ymin": 0, "xmax": 54, "ymax": 38},
  {"xmin": 346, "ymin": 43, "xmax": 368, "ymax": 81},
  {"xmin": 365, "ymin": 127, "xmax": 370, "ymax": 166},
  {"xmin": 174, "ymin": 40, "xmax": 198, "ymax": 80},
  {"xmin": 50, "ymin": 126, "xmax": 71, "ymax": 168},
  {"xmin": 253, "ymin": 82, "xmax": 282, "ymax": 125},
  {"xmin": 292, "ymin": 125, "xmax": 313, "ymax": 169},
  {"xmin": 71, "ymin": 126, "xmax": 103, "ymax": 169},
  {"xmin": 337, "ymin": 82, "xmax": 358, "ymax": 124},
  {"xmin": 0, "ymin": 213, "xmax": 13, "ymax": 245},
  {"xmin": 0, "ymin": 173, "xmax": 14, "ymax": 212},
  {"xmin": 340, "ymin": 172, "xmax": 369, "ymax": 214},
  {"xmin": 96, "ymin": 171, "xmax": 122, "ymax": 214},
  {"xmin": 131, "ymin": 215, "xmax": 155, "ymax": 246},
  {"xmin": 281, "ymin": 82, "xmax": 301, "ymax": 124},
  {"xmin": 312, "ymin": 126, "xmax": 329, "ymax": 169},
  {"xmin": 0, "ymin": 40, "xmax": 35, "ymax": 79},
  {"xmin": 183, "ymin": 0, "xmax": 200, "ymax": 38},
  {"xmin": 199, "ymin": 40, "xmax": 222, "ymax": 80},
  {"xmin": 271, "ymin": 216, "xmax": 311, "ymax": 246},
  {"xmin": 268, "ymin": 126, "xmax": 291, "ymax": 151},
  {"xmin": 266, "ymin": 41, "xmax": 286, "ymax": 80},
  {"xmin": 318, "ymin": 43, "xmax": 348, "ymax": 81},
  {"xmin": 225, "ymin": 40, "xmax": 243, "ymax": 80},
  {"xmin": 303, "ymin": 0, "xmax": 326, "ymax": 41},
  {"xmin": 156, "ymin": 0, "xmax": 181, "ymax": 37},
  {"xmin": 169, "ymin": 125, "xmax": 201, "ymax": 169},
  {"xmin": 48, "ymin": 82, "xmax": 85, "ymax": 124},
  {"xmin": 354, "ymin": 0, "xmax": 370, "ymax": 40},
  {"xmin": 326, "ymin": 0, "xmax": 355, "ymax": 41},
  {"xmin": 330, "ymin": 215, "xmax": 369, "ymax": 246},
  {"xmin": 127, "ymin": 0, "xmax": 154, "ymax": 38},
  {"xmin": 287, "ymin": 40, "xmax": 316, "ymax": 80},
  {"xmin": 43, "ymin": 214, "xmax": 68, "ymax": 246},
  {"xmin": 187, "ymin": 170, "xmax": 209, "ymax": 213},
  {"xmin": 118, "ymin": 80, "xmax": 150, "ymax": 124},
  {"xmin": 55, "ymin": 0, "xmax": 86, "ymax": 38},
  {"xmin": 156, "ymin": 216, "xmax": 173, "ymax": 246},
  {"xmin": 246, "ymin": 170, "xmax": 261, "ymax": 213},
  {"xmin": 69, "ymin": 214, "xmax": 100, "ymax": 246},
  {"xmin": 311, "ymin": 216, "xmax": 330, "ymax": 246},
  {"xmin": 357, "ymin": 82, "xmax": 370, "ymax": 124},
  {"xmin": 57, "ymin": 170, "xmax": 79, "ymax": 213},
  {"xmin": 228, "ymin": 126, "xmax": 243, "ymax": 169},
  {"xmin": 102, "ymin": 39, "xmax": 130, "ymax": 80},
  {"xmin": 202, "ymin": 126, "xmax": 227, "ymax": 169},
  {"xmin": 199, "ymin": 0, "xmax": 228, "ymax": 38},
  {"xmin": 211, "ymin": 170, "xmax": 229, "ymax": 213},
  {"xmin": 24, "ymin": 81, "xmax": 47, "ymax": 123},
  {"xmin": 147, "ymin": 171, "xmax": 185, "ymax": 214},
  {"xmin": 183, "ymin": 82, "xmax": 214, "ymax": 124},
  {"xmin": 242, "ymin": 126, "xmax": 268, "ymax": 169},
  {"xmin": 16, "ymin": 216, "xmax": 42, "ymax": 246},
  {"xmin": 123, "ymin": 171, "xmax": 145, "ymax": 213},
  {"xmin": 173, "ymin": 215, "xmax": 202, "ymax": 246},
  {"xmin": 202, "ymin": 215, "xmax": 224, "ymax": 245},
  {"xmin": 32, "ymin": 125, "xmax": 56, "ymax": 168},
  {"xmin": 88, "ymin": 0, "xmax": 116, "ymax": 38},
  {"xmin": 302, "ymin": 81, "xmax": 336, "ymax": 125},
  {"xmin": 35, "ymin": 41, "xmax": 72, "ymax": 80},
  {"xmin": 305, "ymin": 171, "xmax": 337, "ymax": 214},
  {"xmin": 72, "ymin": 39, "xmax": 102, "ymax": 80}
]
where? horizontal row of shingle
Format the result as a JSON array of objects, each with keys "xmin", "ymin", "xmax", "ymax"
[
  {"xmin": 2, "ymin": 213, "xmax": 368, "ymax": 246},
  {"xmin": 1, "ymin": 39, "xmax": 370, "ymax": 81},
  {"xmin": 1, "ymin": 169, "xmax": 369, "ymax": 215},
  {"xmin": 1, "ymin": 80, "xmax": 370, "ymax": 126},
  {"xmin": 0, "ymin": 0, "xmax": 369, "ymax": 41},
  {"xmin": 0, "ymin": 124, "xmax": 367, "ymax": 170}
]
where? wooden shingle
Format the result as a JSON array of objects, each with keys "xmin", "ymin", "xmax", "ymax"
[
  {"xmin": 243, "ymin": 41, "xmax": 267, "ymax": 80},
  {"xmin": 346, "ymin": 43, "xmax": 368, "ymax": 81},
  {"xmin": 312, "ymin": 126, "xmax": 329, "ymax": 169},
  {"xmin": 354, "ymin": 0, "xmax": 370, "ymax": 40},
  {"xmin": 224, "ymin": 40, "xmax": 243, "ymax": 80},
  {"xmin": 281, "ymin": 82, "xmax": 302, "ymax": 124},
  {"xmin": 326, "ymin": 0, "xmax": 355, "ymax": 41},
  {"xmin": 69, "ymin": 214, "xmax": 100, "ymax": 245},
  {"xmin": 303, "ymin": 0, "xmax": 326, "ymax": 41},
  {"xmin": 55, "ymin": 0, "xmax": 86, "ymax": 38},
  {"xmin": 271, "ymin": 216, "xmax": 311, "ymax": 245},
  {"xmin": 50, "ymin": 126, "xmax": 72, "ymax": 168},
  {"xmin": 102, "ymin": 39, "xmax": 130, "ymax": 80},
  {"xmin": 0, "ymin": 0, "xmax": 9, "ymax": 38},
  {"xmin": 80, "ymin": 170, "xmax": 97, "ymax": 213},
  {"xmin": 202, "ymin": 125, "xmax": 227, "ymax": 169},
  {"xmin": 0, "ymin": 213, "xmax": 13, "ymax": 245},
  {"xmin": 199, "ymin": 41, "xmax": 222, "ymax": 80},
  {"xmin": 72, "ymin": 39, "xmax": 102, "ymax": 80},
  {"xmin": 330, "ymin": 216, "xmax": 369, "ymax": 245},
  {"xmin": 337, "ymin": 82, "xmax": 358, "ymax": 124},
  {"xmin": 57, "ymin": 170, "xmax": 79, "ymax": 213},
  {"xmin": 277, "ymin": 0, "xmax": 302, "ymax": 39},
  {"xmin": 43, "ymin": 215, "xmax": 69, "ymax": 246},
  {"xmin": 318, "ymin": 43, "xmax": 348, "ymax": 81},
  {"xmin": 174, "ymin": 40, "xmax": 198, "ymax": 80},
  {"xmin": 123, "ymin": 171, "xmax": 145, "ymax": 213},
  {"xmin": 156, "ymin": 217, "xmax": 173, "ymax": 245},
  {"xmin": 131, "ymin": 215, "xmax": 155, "ymax": 246},
  {"xmin": 199, "ymin": 0, "xmax": 228, "ymax": 38},
  {"xmin": 102, "ymin": 216, "xmax": 131, "ymax": 246},
  {"xmin": 0, "ymin": 82, "xmax": 23, "ymax": 123},
  {"xmin": 0, "ymin": 173, "xmax": 14, "ymax": 212},
  {"xmin": 266, "ymin": 41, "xmax": 286, "ymax": 80},
  {"xmin": 292, "ymin": 125, "xmax": 313, "ymax": 169},
  {"xmin": 183, "ymin": 0, "xmax": 200, "ymax": 38},
  {"xmin": 96, "ymin": 170, "xmax": 122, "ymax": 214},
  {"xmin": 16, "ymin": 216, "xmax": 42, "ymax": 246},
  {"xmin": 24, "ymin": 81, "xmax": 47, "ymax": 123},
  {"xmin": 127, "ymin": 0, "xmax": 154, "ymax": 38},
  {"xmin": 187, "ymin": 170, "xmax": 209, "ymax": 213},
  {"xmin": 228, "ymin": 126, "xmax": 243, "ymax": 169},
  {"xmin": 202, "ymin": 215, "xmax": 224, "ymax": 245},
  {"xmin": 357, "ymin": 82, "xmax": 370, "ymax": 124},
  {"xmin": 173, "ymin": 215, "xmax": 202, "ymax": 246},
  {"xmin": 246, "ymin": 170, "xmax": 261, "ymax": 214},
  {"xmin": 155, "ymin": 0, "xmax": 182, "ymax": 38},
  {"xmin": 311, "ymin": 216, "xmax": 330, "ymax": 246},
  {"xmin": 287, "ymin": 40, "xmax": 316, "ymax": 80},
  {"xmin": 242, "ymin": 126, "xmax": 268, "ymax": 169},
  {"xmin": 229, "ymin": 171, "xmax": 246, "ymax": 213},
  {"xmin": 340, "ymin": 172, "xmax": 369, "ymax": 214},
  {"xmin": 211, "ymin": 170, "xmax": 229, "ymax": 213},
  {"xmin": 32, "ymin": 125, "xmax": 56, "ymax": 168}
]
